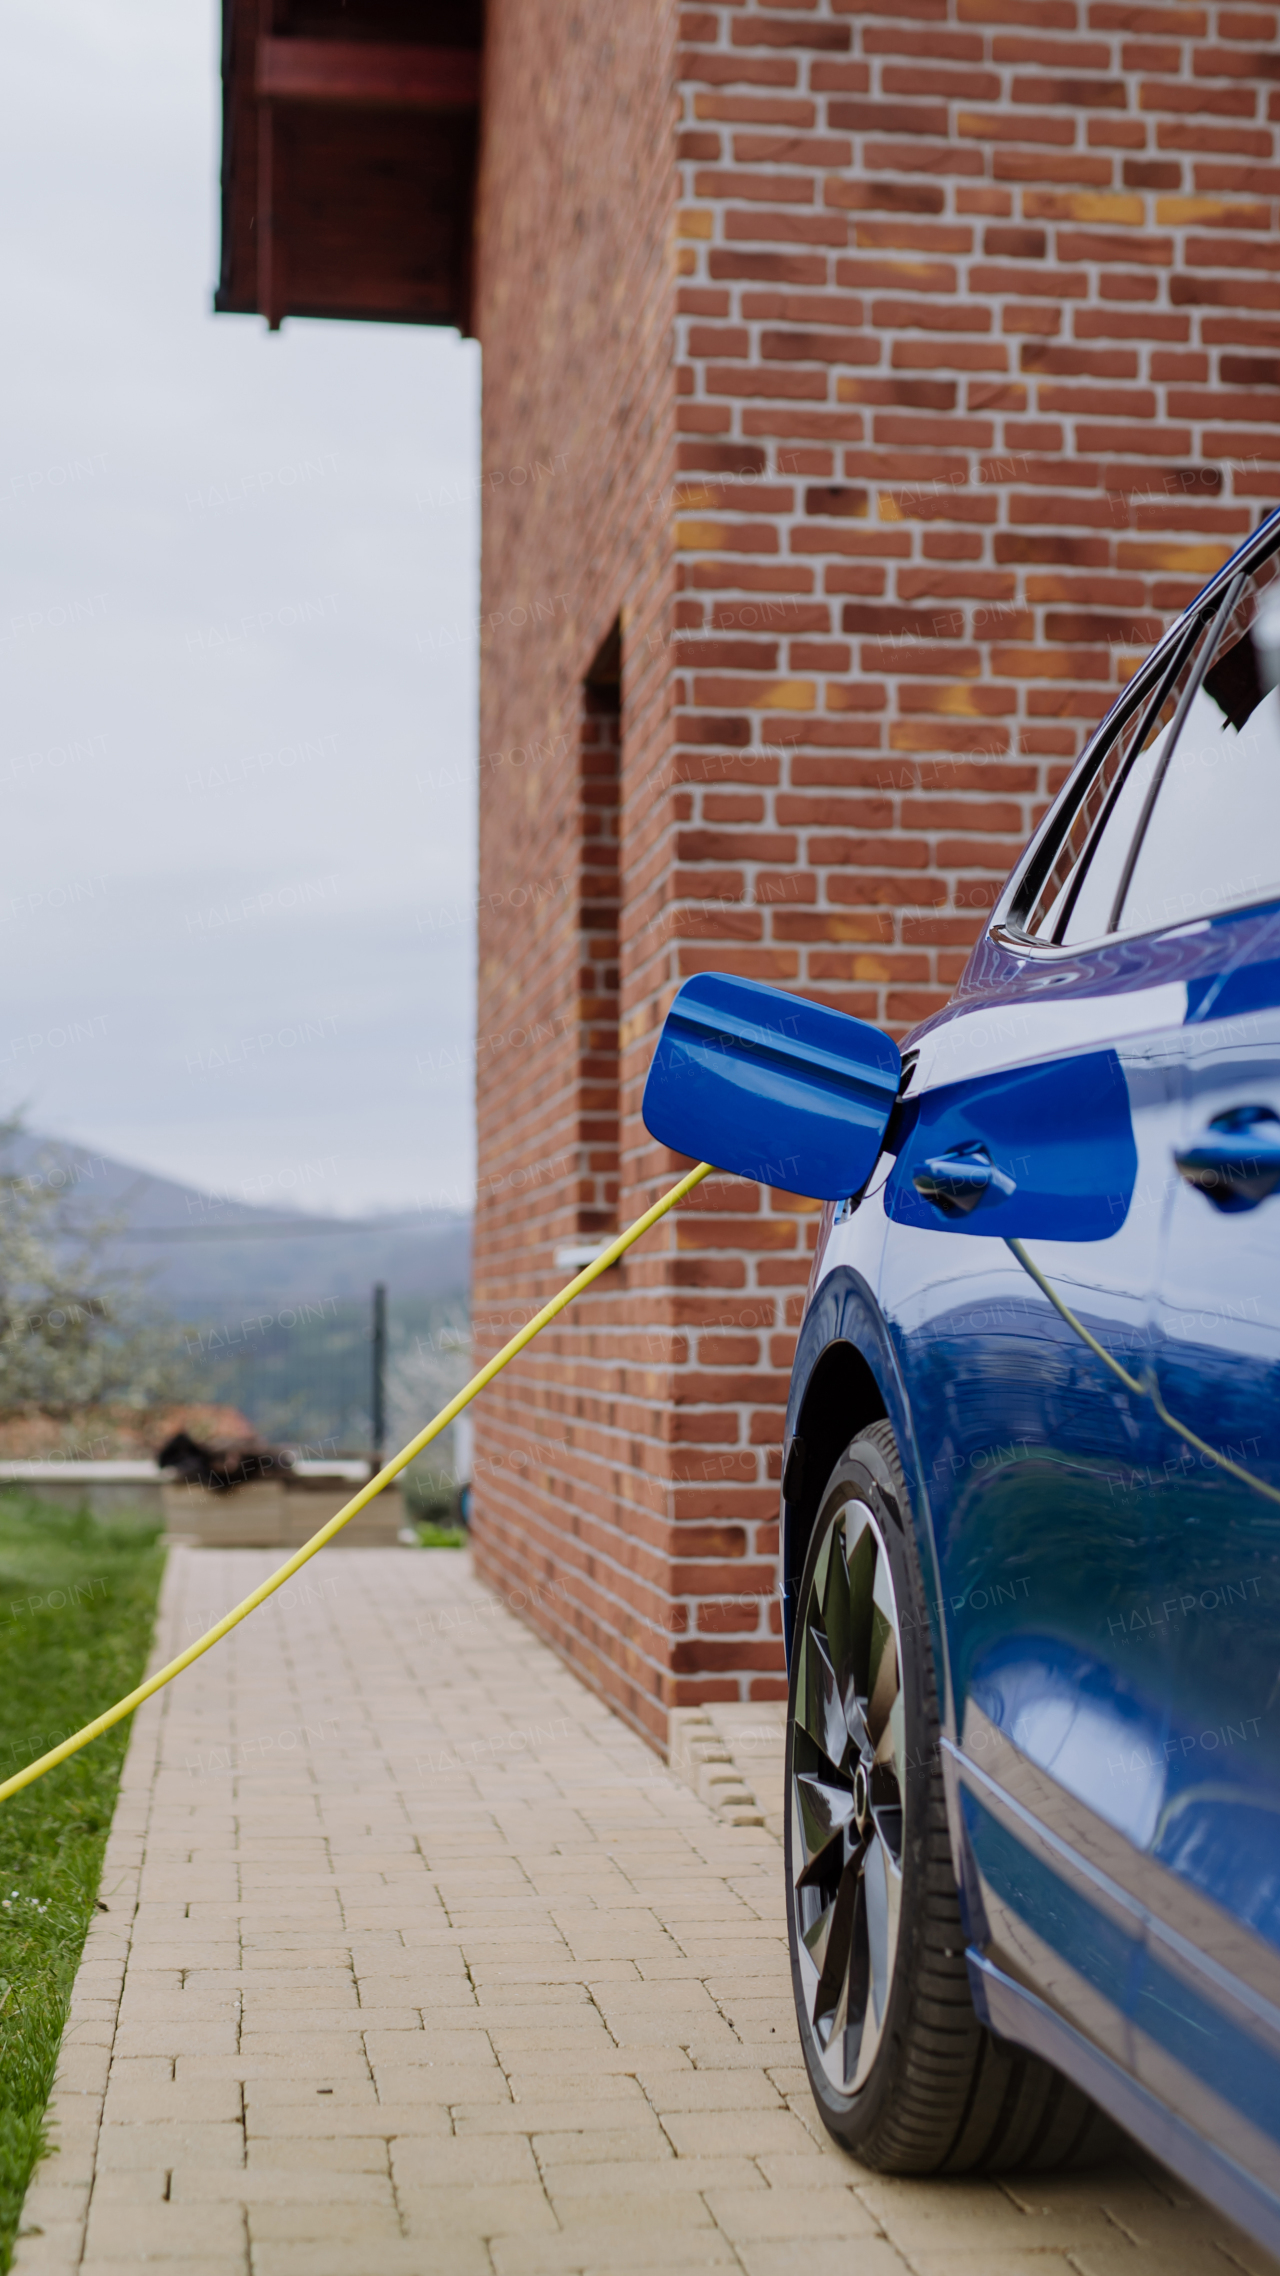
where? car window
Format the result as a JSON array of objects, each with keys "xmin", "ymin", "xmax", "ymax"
[
  {"xmin": 1118, "ymin": 556, "xmax": 1280, "ymax": 936},
  {"xmin": 1021, "ymin": 685, "xmax": 1154, "ymax": 942},
  {"xmin": 1059, "ymin": 615, "xmax": 1219, "ymax": 945}
]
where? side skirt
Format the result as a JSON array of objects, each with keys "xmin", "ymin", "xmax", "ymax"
[{"xmin": 966, "ymin": 1949, "xmax": 1280, "ymax": 2260}]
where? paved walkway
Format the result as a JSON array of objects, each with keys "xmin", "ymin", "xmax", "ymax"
[{"xmin": 15, "ymin": 1548, "xmax": 1276, "ymax": 2276}]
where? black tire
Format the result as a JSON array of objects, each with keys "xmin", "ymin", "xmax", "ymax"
[{"xmin": 785, "ymin": 1418, "xmax": 1123, "ymax": 2174}]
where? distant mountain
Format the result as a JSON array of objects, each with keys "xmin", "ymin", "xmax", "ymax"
[{"xmin": 5, "ymin": 1130, "xmax": 471, "ymax": 1312}]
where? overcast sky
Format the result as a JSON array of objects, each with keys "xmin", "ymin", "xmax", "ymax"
[{"xmin": 0, "ymin": 0, "xmax": 480, "ymax": 1217}]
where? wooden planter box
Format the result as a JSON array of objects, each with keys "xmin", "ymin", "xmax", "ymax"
[{"xmin": 160, "ymin": 1468, "xmax": 402, "ymax": 1548}]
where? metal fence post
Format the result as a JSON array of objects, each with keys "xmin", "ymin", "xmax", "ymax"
[{"xmin": 371, "ymin": 1282, "xmax": 387, "ymax": 1474}]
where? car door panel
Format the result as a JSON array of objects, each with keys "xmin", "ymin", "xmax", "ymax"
[
  {"xmin": 1126, "ymin": 909, "xmax": 1280, "ymax": 2151},
  {"xmin": 884, "ymin": 1046, "xmax": 1138, "ymax": 1244},
  {"xmin": 875, "ymin": 986, "xmax": 1188, "ymax": 2075},
  {"xmin": 948, "ymin": 1715, "xmax": 1149, "ymax": 2070}
]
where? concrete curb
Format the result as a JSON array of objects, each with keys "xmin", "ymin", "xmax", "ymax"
[{"xmin": 667, "ymin": 1702, "xmax": 785, "ymax": 1840}]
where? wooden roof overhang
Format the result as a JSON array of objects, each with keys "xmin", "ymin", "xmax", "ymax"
[{"xmin": 216, "ymin": 1, "xmax": 482, "ymax": 332}]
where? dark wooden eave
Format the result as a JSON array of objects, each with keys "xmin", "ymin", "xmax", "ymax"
[
  {"xmin": 255, "ymin": 39, "xmax": 479, "ymax": 109},
  {"xmin": 216, "ymin": 2, "xmax": 482, "ymax": 333}
]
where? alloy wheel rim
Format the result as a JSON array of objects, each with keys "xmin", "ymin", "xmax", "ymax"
[{"xmin": 790, "ymin": 1493, "xmax": 907, "ymax": 2096}]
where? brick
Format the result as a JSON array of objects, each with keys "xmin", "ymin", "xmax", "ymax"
[
  {"xmin": 826, "ymin": 179, "xmax": 947, "ymax": 214},
  {"xmin": 1158, "ymin": 119, "xmax": 1273, "ymax": 155},
  {"xmin": 1038, "ymin": 382, "xmax": 1157, "ymax": 413},
  {"xmin": 1074, "ymin": 421, "xmax": 1192, "ymax": 451},
  {"xmin": 1012, "ymin": 74, "xmax": 1128, "ymax": 105},
  {"xmin": 681, "ymin": 51, "xmax": 802, "ymax": 89},
  {"xmin": 722, "ymin": 209, "xmax": 846, "ymax": 246},
  {"xmin": 732, "ymin": 14, "xmax": 851, "ymax": 49},
  {"xmin": 1057, "ymin": 229, "xmax": 1173, "ymax": 263},
  {"xmin": 828, "ymin": 100, "xmax": 949, "ymax": 138},
  {"xmin": 1186, "ymin": 233, "xmax": 1280, "ymax": 270},
  {"xmin": 1221, "ymin": 353, "xmax": 1280, "ymax": 384},
  {"xmin": 694, "ymin": 170, "xmax": 817, "ymax": 205},
  {"xmin": 1193, "ymin": 43, "xmax": 1280, "ymax": 78},
  {"xmin": 708, "ymin": 250, "xmax": 827, "ymax": 283},
  {"xmin": 869, "ymin": 297, "xmax": 993, "ymax": 332},
  {"xmin": 881, "ymin": 64, "xmax": 1001, "ymax": 98},
  {"xmin": 994, "ymin": 31, "xmax": 1108, "ymax": 63},
  {"xmin": 958, "ymin": 108, "xmax": 1079, "ymax": 143},
  {"xmin": 993, "ymin": 149, "xmax": 1115, "ymax": 183},
  {"xmin": 851, "ymin": 220, "xmax": 974, "ymax": 254},
  {"xmin": 1122, "ymin": 39, "xmax": 1182, "ymax": 67},
  {"xmin": 760, "ymin": 330, "xmax": 877, "ymax": 364},
  {"xmin": 1194, "ymin": 162, "xmax": 1280, "ymax": 192},
  {"xmin": 1139, "ymin": 78, "xmax": 1259, "ymax": 115},
  {"xmin": 835, "ymin": 258, "xmax": 960, "ymax": 295},
  {"xmin": 894, "ymin": 340, "xmax": 1008, "ymax": 370},
  {"xmin": 1073, "ymin": 307, "xmax": 1189, "ymax": 338},
  {"xmin": 1170, "ymin": 273, "xmax": 1280, "ymax": 308},
  {"xmin": 864, "ymin": 25, "xmax": 986, "ymax": 59},
  {"xmin": 1090, "ymin": 3, "xmax": 1207, "ymax": 26},
  {"xmin": 960, "ymin": 0, "xmax": 1078, "ymax": 21},
  {"xmin": 693, "ymin": 95, "xmax": 817, "ymax": 126},
  {"xmin": 984, "ymin": 226, "xmax": 1046, "ymax": 256},
  {"xmin": 732, "ymin": 134, "xmax": 853, "ymax": 166},
  {"xmin": 1023, "ymin": 189, "xmax": 1145, "ymax": 221},
  {"xmin": 863, "ymin": 139, "xmax": 986, "ymax": 177},
  {"xmin": 969, "ymin": 262, "xmax": 1089, "ymax": 296},
  {"xmin": 1021, "ymin": 343, "xmax": 1139, "ymax": 376}
]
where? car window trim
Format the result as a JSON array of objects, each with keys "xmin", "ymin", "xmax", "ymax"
[
  {"xmin": 1008, "ymin": 665, "xmax": 1160, "ymax": 940},
  {"xmin": 1006, "ymin": 608, "xmax": 1207, "ymax": 943},
  {"xmin": 999, "ymin": 511, "xmax": 1280, "ymax": 952},
  {"xmin": 1051, "ymin": 610, "xmax": 1205, "ymax": 946},
  {"xmin": 1107, "ymin": 570, "xmax": 1246, "ymax": 936}
]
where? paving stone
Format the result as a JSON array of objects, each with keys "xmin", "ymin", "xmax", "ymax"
[
  {"xmin": 94, "ymin": 2122, "xmax": 245, "ymax": 2170},
  {"xmin": 244, "ymin": 2202, "xmax": 403, "ymax": 2241},
  {"xmin": 244, "ymin": 2101, "xmax": 451, "ymax": 2138},
  {"xmin": 251, "ymin": 2245, "xmax": 489, "ymax": 2276},
  {"xmin": 243, "ymin": 2136, "xmax": 388, "ymax": 2171},
  {"xmin": 392, "ymin": 2183, "xmax": 561, "ymax": 2232},
  {"xmin": 100, "ymin": 2077, "xmax": 243, "ymax": 2125},
  {"xmin": 388, "ymin": 2134, "xmax": 542, "ymax": 2185},
  {"xmin": 542, "ymin": 2155, "xmax": 767, "ymax": 2201},
  {"xmin": 80, "ymin": 2261, "xmax": 244, "ymax": 2276},
  {"xmin": 171, "ymin": 2171, "xmax": 394, "ymax": 2206},
  {"xmin": 81, "ymin": 2201, "xmax": 249, "ymax": 2258},
  {"xmin": 736, "ymin": 2246, "xmax": 911, "ymax": 2276},
  {"xmin": 704, "ymin": 2184, "xmax": 882, "ymax": 2241},
  {"xmin": 12, "ymin": 1545, "xmax": 1277, "ymax": 2276},
  {"xmin": 490, "ymin": 2228, "xmax": 741, "ymax": 2274}
]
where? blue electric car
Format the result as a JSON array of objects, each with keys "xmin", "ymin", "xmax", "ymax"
[{"xmin": 644, "ymin": 510, "xmax": 1280, "ymax": 2249}]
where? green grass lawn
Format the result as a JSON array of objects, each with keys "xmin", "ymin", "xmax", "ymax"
[
  {"xmin": 413, "ymin": 1520, "xmax": 468, "ymax": 1548},
  {"xmin": 401, "ymin": 1468, "xmax": 468, "ymax": 1548},
  {"xmin": 0, "ymin": 1494, "xmax": 164, "ymax": 2271}
]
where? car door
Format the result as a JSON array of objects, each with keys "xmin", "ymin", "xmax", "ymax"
[
  {"xmin": 877, "ymin": 549, "xmax": 1280, "ymax": 2089},
  {"xmin": 879, "ymin": 1005, "xmax": 1182, "ymax": 2077},
  {"xmin": 1102, "ymin": 554, "xmax": 1280, "ymax": 2192}
]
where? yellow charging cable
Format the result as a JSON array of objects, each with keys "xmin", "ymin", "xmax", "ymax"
[
  {"xmin": 0, "ymin": 1158, "xmax": 714, "ymax": 1807},
  {"xmin": 1007, "ymin": 1234, "xmax": 1280, "ymax": 1509}
]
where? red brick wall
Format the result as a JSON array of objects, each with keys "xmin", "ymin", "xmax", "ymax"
[
  {"xmin": 671, "ymin": 0, "xmax": 1278, "ymax": 1034},
  {"xmin": 471, "ymin": 0, "xmax": 1280, "ymax": 1749},
  {"xmin": 469, "ymin": 0, "xmax": 694, "ymax": 1743}
]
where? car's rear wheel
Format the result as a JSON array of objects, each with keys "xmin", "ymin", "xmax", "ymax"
[{"xmin": 785, "ymin": 1419, "xmax": 1122, "ymax": 2173}]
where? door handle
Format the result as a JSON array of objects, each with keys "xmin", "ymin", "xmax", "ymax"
[
  {"xmin": 912, "ymin": 1146, "xmax": 1017, "ymax": 1218},
  {"xmin": 1174, "ymin": 1106, "xmax": 1280, "ymax": 1212}
]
